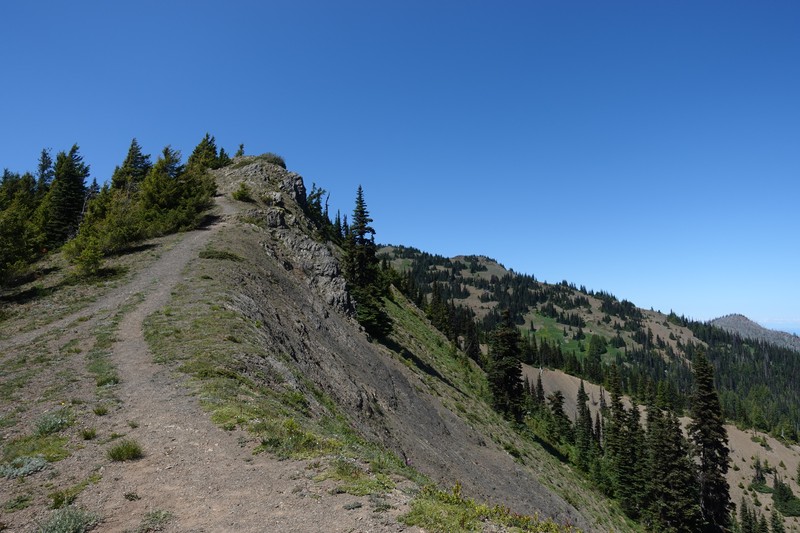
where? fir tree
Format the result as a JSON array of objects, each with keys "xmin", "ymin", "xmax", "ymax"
[
  {"xmin": 342, "ymin": 185, "xmax": 390, "ymax": 337},
  {"xmin": 487, "ymin": 310, "xmax": 524, "ymax": 421},
  {"xmin": 187, "ymin": 133, "xmax": 219, "ymax": 170},
  {"xmin": 41, "ymin": 144, "xmax": 89, "ymax": 247},
  {"xmin": 646, "ymin": 409, "xmax": 703, "ymax": 532},
  {"xmin": 771, "ymin": 508, "xmax": 785, "ymax": 533},
  {"xmin": 575, "ymin": 380, "xmax": 594, "ymax": 471},
  {"xmin": 111, "ymin": 138, "xmax": 152, "ymax": 192},
  {"xmin": 35, "ymin": 148, "xmax": 54, "ymax": 197},
  {"xmin": 688, "ymin": 350, "xmax": 732, "ymax": 531}
]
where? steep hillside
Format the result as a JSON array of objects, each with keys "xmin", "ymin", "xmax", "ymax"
[
  {"xmin": 382, "ymin": 246, "xmax": 800, "ymax": 439},
  {"xmin": 1, "ymin": 155, "xmax": 639, "ymax": 531},
  {"xmin": 712, "ymin": 313, "xmax": 800, "ymax": 353}
]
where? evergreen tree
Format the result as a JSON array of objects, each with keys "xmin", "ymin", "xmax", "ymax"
[
  {"xmin": 688, "ymin": 350, "xmax": 732, "ymax": 531},
  {"xmin": 41, "ymin": 144, "xmax": 89, "ymax": 247},
  {"xmin": 235, "ymin": 143, "xmax": 245, "ymax": 157},
  {"xmin": 740, "ymin": 498, "xmax": 755, "ymax": 533},
  {"xmin": 111, "ymin": 138, "xmax": 152, "ymax": 192},
  {"xmin": 535, "ymin": 372, "xmax": 545, "ymax": 406},
  {"xmin": 771, "ymin": 508, "xmax": 785, "ymax": 533},
  {"xmin": 757, "ymin": 513, "xmax": 770, "ymax": 533},
  {"xmin": 342, "ymin": 185, "xmax": 390, "ymax": 337},
  {"xmin": 487, "ymin": 310, "xmax": 524, "ymax": 421},
  {"xmin": 35, "ymin": 148, "xmax": 54, "ymax": 197},
  {"xmin": 646, "ymin": 409, "xmax": 703, "ymax": 532},
  {"xmin": 575, "ymin": 381, "xmax": 594, "ymax": 471},
  {"xmin": 547, "ymin": 389, "xmax": 573, "ymax": 443},
  {"xmin": 187, "ymin": 133, "xmax": 220, "ymax": 170}
]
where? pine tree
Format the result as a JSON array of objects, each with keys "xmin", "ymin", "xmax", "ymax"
[
  {"xmin": 111, "ymin": 138, "xmax": 152, "ymax": 192},
  {"xmin": 688, "ymin": 350, "xmax": 732, "ymax": 531},
  {"xmin": 487, "ymin": 310, "xmax": 524, "ymax": 421},
  {"xmin": 235, "ymin": 143, "xmax": 245, "ymax": 157}
]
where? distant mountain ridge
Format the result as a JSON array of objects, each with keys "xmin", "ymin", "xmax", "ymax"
[{"xmin": 711, "ymin": 313, "xmax": 800, "ymax": 353}]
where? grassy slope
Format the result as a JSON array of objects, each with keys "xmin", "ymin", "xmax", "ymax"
[{"xmin": 383, "ymin": 287, "xmax": 639, "ymax": 532}]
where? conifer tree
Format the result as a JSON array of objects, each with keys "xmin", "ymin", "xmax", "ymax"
[
  {"xmin": 771, "ymin": 508, "xmax": 785, "ymax": 533},
  {"xmin": 41, "ymin": 144, "xmax": 89, "ymax": 247},
  {"xmin": 487, "ymin": 310, "xmax": 524, "ymax": 421},
  {"xmin": 646, "ymin": 409, "xmax": 703, "ymax": 532},
  {"xmin": 547, "ymin": 390, "xmax": 573, "ymax": 443},
  {"xmin": 575, "ymin": 381, "xmax": 594, "ymax": 472},
  {"xmin": 35, "ymin": 148, "xmax": 54, "ymax": 198},
  {"xmin": 187, "ymin": 133, "xmax": 220, "ymax": 170},
  {"xmin": 111, "ymin": 138, "xmax": 152, "ymax": 192},
  {"xmin": 535, "ymin": 373, "xmax": 545, "ymax": 406},
  {"xmin": 342, "ymin": 185, "xmax": 390, "ymax": 337},
  {"xmin": 688, "ymin": 350, "xmax": 732, "ymax": 531}
]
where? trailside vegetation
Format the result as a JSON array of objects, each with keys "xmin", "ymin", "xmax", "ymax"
[{"xmin": 1, "ymin": 135, "xmax": 232, "ymax": 283}]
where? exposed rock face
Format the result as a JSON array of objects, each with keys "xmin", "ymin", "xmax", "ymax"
[
  {"xmin": 214, "ymin": 158, "xmax": 353, "ymax": 317},
  {"xmin": 208, "ymin": 157, "xmax": 593, "ymax": 530},
  {"xmin": 711, "ymin": 314, "xmax": 800, "ymax": 353}
]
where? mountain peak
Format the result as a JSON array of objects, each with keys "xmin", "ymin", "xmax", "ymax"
[{"xmin": 711, "ymin": 314, "xmax": 800, "ymax": 353}]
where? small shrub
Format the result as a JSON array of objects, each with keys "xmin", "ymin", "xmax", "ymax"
[
  {"xmin": 136, "ymin": 509, "xmax": 172, "ymax": 532},
  {"xmin": 128, "ymin": 420, "xmax": 139, "ymax": 429},
  {"xmin": 3, "ymin": 493, "xmax": 32, "ymax": 512},
  {"xmin": 95, "ymin": 373, "xmax": 120, "ymax": 387},
  {"xmin": 108, "ymin": 439, "xmax": 144, "ymax": 462},
  {"xmin": 36, "ymin": 506, "xmax": 99, "ymax": 533},
  {"xmin": 232, "ymin": 183, "xmax": 253, "ymax": 202},
  {"xmin": 35, "ymin": 409, "xmax": 73, "ymax": 436},
  {"xmin": 81, "ymin": 428, "xmax": 97, "ymax": 441},
  {"xmin": 1, "ymin": 456, "xmax": 48, "ymax": 479},
  {"xmin": 124, "ymin": 492, "xmax": 140, "ymax": 501},
  {"xmin": 259, "ymin": 152, "xmax": 286, "ymax": 169},
  {"xmin": 93, "ymin": 405, "xmax": 108, "ymax": 416}
]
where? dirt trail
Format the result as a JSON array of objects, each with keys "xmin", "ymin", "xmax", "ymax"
[{"xmin": 64, "ymin": 201, "xmax": 414, "ymax": 532}]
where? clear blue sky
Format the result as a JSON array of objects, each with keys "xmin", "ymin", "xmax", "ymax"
[{"xmin": 2, "ymin": 1, "xmax": 798, "ymax": 333}]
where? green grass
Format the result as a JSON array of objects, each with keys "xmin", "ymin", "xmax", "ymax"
[
  {"xmin": 401, "ymin": 483, "xmax": 579, "ymax": 532},
  {"xmin": 3, "ymin": 493, "xmax": 33, "ymax": 512},
  {"xmin": 323, "ymin": 457, "xmax": 396, "ymax": 496},
  {"xmin": 49, "ymin": 474, "xmax": 102, "ymax": 509},
  {"xmin": 3, "ymin": 434, "xmax": 70, "ymax": 463},
  {"xmin": 107, "ymin": 439, "xmax": 144, "ymax": 461}
]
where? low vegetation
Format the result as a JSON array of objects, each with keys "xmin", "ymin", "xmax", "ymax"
[{"xmin": 107, "ymin": 439, "xmax": 144, "ymax": 461}]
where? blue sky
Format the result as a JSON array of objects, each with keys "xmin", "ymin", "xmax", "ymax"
[{"xmin": 2, "ymin": 1, "xmax": 799, "ymax": 333}]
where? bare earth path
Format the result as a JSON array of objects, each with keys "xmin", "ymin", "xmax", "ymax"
[{"xmin": 63, "ymin": 204, "xmax": 415, "ymax": 532}]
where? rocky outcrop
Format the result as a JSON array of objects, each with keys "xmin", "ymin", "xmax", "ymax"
[{"xmin": 213, "ymin": 158, "xmax": 353, "ymax": 317}]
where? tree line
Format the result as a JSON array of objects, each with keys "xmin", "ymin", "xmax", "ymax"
[{"xmin": 1, "ymin": 135, "xmax": 233, "ymax": 283}]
